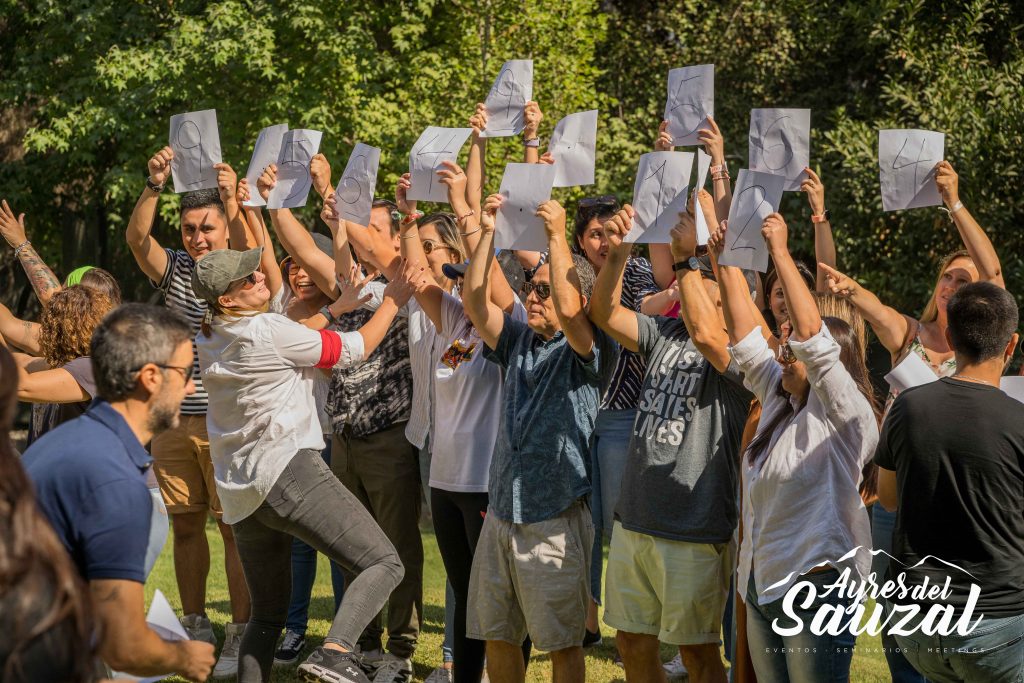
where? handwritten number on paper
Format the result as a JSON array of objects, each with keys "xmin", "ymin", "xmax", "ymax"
[
  {"xmin": 176, "ymin": 120, "xmax": 204, "ymax": 187},
  {"xmin": 892, "ymin": 137, "xmax": 933, "ymax": 188},
  {"xmin": 730, "ymin": 184, "xmax": 769, "ymax": 251},
  {"xmin": 339, "ymin": 155, "xmax": 368, "ymax": 206},
  {"xmin": 670, "ymin": 74, "xmax": 704, "ymax": 138},
  {"xmin": 416, "ymin": 131, "xmax": 458, "ymax": 196},
  {"xmin": 758, "ymin": 115, "xmax": 794, "ymax": 172},
  {"xmin": 642, "ymin": 159, "xmax": 668, "ymax": 232},
  {"xmin": 281, "ymin": 138, "xmax": 313, "ymax": 206}
]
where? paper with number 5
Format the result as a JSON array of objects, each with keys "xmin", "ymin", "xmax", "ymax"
[
  {"xmin": 748, "ymin": 108, "xmax": 810, "ymax": 191},
  {"xmin": 549, "ymin": 110, "xmax": 598, "ymax": 187},
  {"xmin": 334, "ymin": 143, "xmax": 381, "ymax": 227},
  {"xmin": 242, "ymin": 123, "xmax": 288, "ymax": 207},
  {"xmin": 879, "ymin": 129, "xmax": 945, "ymax": 211},
  {"xmin": 408, "ymin": 127, "xmax": 474, "ymax": 203},
  {"xmin": 481, "ymin": 60, "xmax": 534, "ymax": 138},
  {"xmin": 494, "ymin": 163, "xmax": 556, "ymax": 251},
  {"xmin": 266, "ymin": 129, "xmax": 323, "ymax": 209},
  {"xmin": 169, "ymin": 109, "xmax": 222, "ymax": 193},
  {"xmin": 625, "ymin": 151, "xmax": 694, "ymax": 244},
  {"xmin": 664, "ymin": 64, "xmax": 714, "ymax": 146},
  {"xmin": 717, "ymin": 169, "xmax": 785, "ymax": 273}
]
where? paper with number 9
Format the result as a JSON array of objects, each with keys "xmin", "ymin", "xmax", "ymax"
[
  {"xmin": 625, "ymin": 151, "xmax": 695, "ymax": 244},
  {"xmin": 168, "ymin": 109, "xmax": 222, "ymax": 194},
  {"xmin": 879, "ymin": 129, "xmax": 945, "ymax": 211},
  {"xmin": 717, "ymin": 169, "xmax": 785, "ymax": 272},
  {"xmin": 334, "ymin": 143, "xmax": 381, "ymax": 227},
  {"xmin": 494, "ymin": 163, "xmax": 557, "ymax": 251},
  {"xmin": 408, "ymin": 127, "xmax": 474, "ymax": 203},
  {"xmin": 481, "ymin": 60, "xmax": 534, "ymax": 138},
  {"xmin": 663, "ymin": 65, "xmax": 714, "ymax": 146},
  {"xmin": 266, "ymin": 129, "xmax": 323, "ymax": 210}
]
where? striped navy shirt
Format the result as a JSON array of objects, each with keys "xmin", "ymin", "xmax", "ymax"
[
  {"xmin": 602, "ymin": 257, "xmax": 659, "ymax": 410},
  {"xmin": 154, "ymin": 249, "xmax": 208, "ymax": 415}
]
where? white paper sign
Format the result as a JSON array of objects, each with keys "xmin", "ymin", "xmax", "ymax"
[
  {"xmin": 114, "ymin": 590, "xmax": 189, "ymax": 682},
  {"xmin": 625, "ymin": 151, "xmax": 695, "ymax": 244},
  {"xmin": 1000, "ymin": 377, "xmax": 1024, "ymax": 405},
  {"xmin": 481, "ymin": 60, "xmax": 534, "ymax": 138},
  {"xmin": 168, "ymin": 109, "xmax": 222, "ymax": 193},
  {"xmin": 549, "ymin": 110, "xmax": 598, "ymax": 187},
  {"xmin": 242, "ymin": 123, "xmax": 288, "ymax": 207},
  {"xmin": 693, "ymin": 148, "xmax": 713, "ymax": 244},
  {"xmin": 884, "ymin": 352, "xmax": 940, "ymax": 394},
  {"xmin": 717, "ymin": 169, "xmax": 785, "ymax": 272},
  {"xmin": 408, "ymin": 127, "xmax": 474, "ymax": 203},
  {"xmin": 879, "ymin": 129, "xmax": 945, "ymax": 211},
  {"xmin": 749, "ymin": 108, "xmax": 810, "ymax": 191},
  {"xmin": 335, "ymin": 143, "xmax": 381, "ymax": 227},
  {"xmin": 493, "ymin": 163, "xmax": 556, "ymax": 251},
  {"xmin": 664, "ymin": 64, "xmax": 714, "ymax": 146},
  {"xmin": 266, "ymin": 129, "xmax": 323, "ymax": 210}
]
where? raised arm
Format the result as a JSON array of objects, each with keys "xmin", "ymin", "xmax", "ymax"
[
  {"xmin": 819, "ymin": 262, "xmax": 910, "ymax": 357},
  {"xmin": 650, "ymin": 121, "xmax": 679, "ymax": 288},
  {"xmin": 0, "ymin": 201, "xmax": 62, "ymax": 305},
  {"xmin": 936, "ymin": 160, "xmax": 1004, "ymax": 287},
  {"xmin": 466, "ymin": 103, "xmax": 488, "ymax": 218},
  {"xmin": 124, "ymin": 148, "xmax": 172, "ymax": 283},
  {"xmin": 320, "ymin": 195, "xmax": 354, "ymax": 283},
  {"xmin": 698, "ymin": 116, "xmax": 732, "ymax": 224},
  {"xmin": 539, "ymin": 200, "xmax": 594, "ymax": 359},
  {"xmin": 523, "ymin": 101, "xmax": 542, "ymax": 164},
  {"xmin": 394, "ymin": 174, "xmax": 444, "ymax": 330},
  {"xmin": 0, "ymin": 301, "xmax": 41, "ymax": 355},
  {"xmin": 800, "ymin": 167, "xmax": 836, "ymax": 291},
  {"xmin": 762, "ymin": 213, "xmax": 821, "ymax": 341},
  {"xmin": 589, "ymin": 206, "xmax": 640, "ymax": 353},
  {"xmin": 353, "ymin": 261, "xmax": 419, "ymax": 357},
  {"xmin": 463, "ymin": 195, "xmax": 507, "ymax": 350},
  {"xmin": 236, "ymin": 179, "xmax": 282, "ymax": 298},
  {"xmin": 309, "ymin": 153, "xmax": 333, "ymax": 202},
  {"xmin": 708, "ymin": 223, "xmax": 759, "ymax": 345}
]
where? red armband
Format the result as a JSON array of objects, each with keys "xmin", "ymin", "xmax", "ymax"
[{"xmin": 316, "ymin": 329, "xmax": 343, "ymax": 369}]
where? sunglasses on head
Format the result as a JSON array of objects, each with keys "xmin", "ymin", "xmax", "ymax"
[{"xmin": 522, "ymin": 281, "xmax": 552, "ymax": 301}]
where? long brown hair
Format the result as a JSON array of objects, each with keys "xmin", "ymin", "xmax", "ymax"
[
  {"xmin": 0, "ymin": 346, "xmax": 96, "ymax": 682},
  {"xmin": 920, "ymin": 249, "xmax": 972, "ymax": 323},
  {"xmin": 39, "ymin": 285, "xmax": 113, "ymax": 367}
]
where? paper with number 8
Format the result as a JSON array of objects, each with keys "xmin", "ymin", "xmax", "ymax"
[
  {"xmin": 625, "ymin": 151, "xmax": 694, "ymax": 244},
  {"xmin": 334, "ymin": 143, "xmax": 381, "ymax": 227},
  {"xmin": 716, "ymin": 169, "xmax": 785, "ymax": 273},
  {"xmin": 408, "ymin": 126, "xmax": 474, "ymax": 203}
]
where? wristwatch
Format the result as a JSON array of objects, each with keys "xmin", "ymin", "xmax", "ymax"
[
  {"xmin": 524, "ymin": 137, "xmax": 541, "ymax": 148},
  {"xmin": 672, "ymin": 256, "xmax": 702, "ymax": 273},
  {"xmin": 145, "ymin": 176, "xmax": 165, "ymax": 193},
  {"xmin": 319, "ymin": 305, "xmax": 340, "ymax": 327},
  {"xmin": 811, "ymin": 208, "xmax": 831, "ymax": 224}
]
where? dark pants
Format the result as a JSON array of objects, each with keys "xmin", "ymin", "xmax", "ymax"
[
  {"xmin": 431, "ymin": 488, "xmax": 489, "ymax": 683},
  {"xmin": 232, "ymin": 450, "xmax": 404, "ymax": 683},
  {"xmin": 332, "ymin": 421, "xmax": 424, "ymax": 660}
]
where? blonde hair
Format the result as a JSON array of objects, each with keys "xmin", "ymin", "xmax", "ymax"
[
  {"xmin": 920, "ymin": 249, "xmax": 972, "ymax": 323},
  {"xmin": 813, "ymin": 292, "xmax": 867, "ymax": 356}
]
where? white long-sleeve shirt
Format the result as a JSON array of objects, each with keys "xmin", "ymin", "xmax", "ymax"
[{"xmin": 730, "ymin": 323, "xmax": 878, "ymax": 605}]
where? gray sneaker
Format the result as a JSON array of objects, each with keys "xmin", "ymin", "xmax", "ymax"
[
  {"xmin": 180, "ymin": 614, "xmax": 217, "ymax": 647},
  {"xmin": 212, "ymin": 622, "xmax": 244, "ymax": 678},
  {"xmin": 299, "ymin": 647, "xmax": 372, "ymax": 683},
  {"xmin": 371, "ymin": 653, "xmax": 412, "ymax": 683}
]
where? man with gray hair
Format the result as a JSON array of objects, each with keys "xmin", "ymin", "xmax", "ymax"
[{"xmin": 24, "ymin": 304, "xmax": 216, "ymax": 681}]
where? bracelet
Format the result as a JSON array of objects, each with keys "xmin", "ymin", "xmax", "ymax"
[
  {"xmin": 319, "ymin": 305, "xmax": 340, "ymax": 326},
  {"xmin": 459, "ymin": 226, "xmax": 482, "ymax": 237},
  {"xmin": 456, "ymin": 210, "xmax": 475, "ymax": 222},
  {"xmin": 400, "ymin": 233, "xmax": 420, "ymax": 240},
  {"xmin": 709, "ymin": 163, "xmax": 727, "ymax": 175},
  {"xmin": 950, "ymin": 200, "xmax": 964, "ymax": 214},
  {"xmin": 13, "ymin": 239, "xmax": 31, "ymax": 257},
  {"xmin": 712, "ymin": 170, "xmax": 730, "ymax": 181},
  {"xmin": 524, "ymin": 137, "xmax": 541, "ymax": 148},
  {"xmin": 145, "ymin": 176, "xmax": 165, "ymax": 193}
]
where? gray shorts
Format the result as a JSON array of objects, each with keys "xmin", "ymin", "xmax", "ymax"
[{"xmin": 466, "ymin": 500, "xmax": 594, "ymax": 652}]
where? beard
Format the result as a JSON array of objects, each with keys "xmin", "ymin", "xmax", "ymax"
[{"xmin": 147, "ymin": 394, "xmax": 181, "ymax": 435}]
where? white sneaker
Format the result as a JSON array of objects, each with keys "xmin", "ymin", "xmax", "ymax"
[
  {"xmin": 663, "ymin": 653, "xmax": 689, "ymax": 679},
  {"xmin": 212, "ymin": 622, "xmax": 244, "ymax": 678},
  {"xmin": 424, "ymin": 665, "xmax": 453, "ymax": 683},
  {"xmin": 180, "ymin": 613, "xmax": 217, "ymax": 646},
  {"xmin": 371, "ymin": 652, "xmax": 412, "ymax": 683}
]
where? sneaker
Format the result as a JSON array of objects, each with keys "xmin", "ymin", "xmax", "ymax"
[
  {"xmin": 180, "ymin": 614, "xmax": 217, "ymax": 647},
  {"xmin": 371, "ymin": 653, "xmax": 412, "ymax": 683},
  {"xmin": 613, "ymin": 650, "xmax": 624, "ymax": 669},
  {"xmin": 582, "ymin": 628, "xmax": 602, "ymax": 648},
  {"xmin": 663, "ymin": 652, "xmax": 689, "ymax": 679},
  {"xmin": 274, "ymin": 629, "xmax": 307, "ymax": 666},
  {"xmin": 356, "ymin": 647, "xmax": 384, "ymax": 675},
  {"xmin": 298, "ymin": 647, "xmax": 372, "ymax": 683},
  {"xmin": 212, "ymin": 622, "xmax": 244, "ymax": 678},
  {"xmin": 424, "ymin": 665, "xmax": 453, "ymax": 683}
]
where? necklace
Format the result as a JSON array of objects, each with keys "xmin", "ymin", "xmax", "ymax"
[{"xmin": 953, "ymin": 373, "xmax": 995, "ymax": 387}]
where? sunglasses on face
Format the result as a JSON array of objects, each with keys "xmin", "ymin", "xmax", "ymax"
[
  {"xmin": 232, "ymin": 272, "xmax": 258, "ymax": 291},
  {"xmin": 422, "ymin": 239, "xmax": 454, "ymax": 255},
  {"xmin": 522, "ymin": 281, "xmax": 552, "ymax": 301}
]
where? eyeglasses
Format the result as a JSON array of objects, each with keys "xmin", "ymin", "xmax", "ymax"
[
  {"xmin": 776, "ymin": 343, "xmax": 798, "ymax": 365},
  {"xmin": 132, "ymin": 364, "xmax": 193, "ymax": 382},
  {"xmin": 231, "ymin": 272, "xmax": 258, "ymax": 290},
  {"xmin": 522, "ymin": 281, "xmax": 552, "ymax": 301},
  {"xmin": 422, "ymin": 239, "xmax": 454, "ymax": 255}
]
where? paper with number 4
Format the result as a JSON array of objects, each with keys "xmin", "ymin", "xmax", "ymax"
[
  {"xmin": 481, "ymin": 60, "xmax": 533, "ymax": 138},
  {"xmin": 717, "ymin": 169, "xmax": 785, "ymax": 273},
  {"xmin": 693, "ymin": 149, "xmax": 712, "ymax": 244},
  {"xmin": 169, "ymin": 109, "xmax": 222, "ymax": 194},
  {"xmin": 749, "ymin": 108, "xmax": 810, "ymax": 191},
  {"xmin": 879, "ymin": 129, "xmax": 945, "ymax": 211},
  {"xmin": 625, "ymin": 151, "xmax": 694, "ymax": 244},
  {"xmin": 664, "ymin": 64, "xmax": 714, "ymax": 146},
  {"xmin": 549, "ymin": 110, "xmax": 598, "ymax": 187},
  {"xmin": 494, "ymin": 163, "xmax": 556, "ymax": 251},
  {"xmin": 266, "ymin": 129, "xmax": 323, "ymax": 210},
  {"xmin": 334, "ymin": 143, "xmax": 381, "ymax": 227},
  {"xmin": 243, "ymin": 123, "xmax": 288, "ymax": 207},
  {"xmin": 408, "ymin": 127, "xmax": 473, "ymax": 203}
]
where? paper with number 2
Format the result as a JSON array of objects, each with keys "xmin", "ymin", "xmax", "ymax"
[
  {"xmin": 717, "ymin": 169, "xmax": 785, "ymax": 273},
  {"xmin": 625, "ymin": 151, "xmax": 694, "ymax": 244}
]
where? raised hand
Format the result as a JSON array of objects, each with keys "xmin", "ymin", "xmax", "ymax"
[
  {"xmin": 257, "ymin": 164, "xmax": 277, "ymax": 202},
  {"xmin": 310, "ymin": 153, "xmax": 332, "ymax": 198},
  {"xmin": 147, "ymin": 146, "xmax": 174, "ymax": 187},
  {"xmin": 934, "ymin": 160, "xmax": 960, "ymax": 208},
  {"xmin": 523, "ymin": 100, "xmax": 543, "ymax": 139},
  {"xmin": 707, "ymin": 219, "xmax": 728, "ymax": 258},
  {"xmin": 213, "ymin": 163, "xmax": 238, "ymax": 205},
  {"xmin": 321, "ymin": 193, "xmax": 340, "ymax": 228},
  {"xmin": 655, "ymin": 120, "xmax": 674, "ymax": 152},
  {"xmin": 761, "ymin": 212, "xmax": 789, "ymax": 254},
  {"xmin": 481, "ymin": 193, "xmax": 503, "ymax": 233},
  {"xmin": 696, "ymin": 188, "xmax": 718, "ymax": 228},
  {"xmin": 696, "ymin": 115, "xmax": 725, "ymax": 165},
  {"xmin": 670, "ymin": 196, "xmax": 698, "ymax": 260},
  {"xmin": 0, "ymin": 199, "xmax": 28, "ymax": 248},
  {"xmin": 818, "ymin": 263, "xmax": 857, "ymax": 298},
  {"xmin": 330, "ymin": 262, "xmax": 378, "ymax": 315},
  {"xmin": 396, "ymin": 172, "xmax": 417, "ymax": 215},
  {"xmin": 536, "ymin": 199, "xmax": 566, "ymax": 238},
  {"xmin": 603, "ymin": 205, "xmax": 635, "ymax": 249},
  {"xmin": 470, "ymin": 102, "xmax": 488, "ymax": 138},
  {"xmin": 384, "ymin": 258, "xmax": 423, "ymax": 308},
  {"xmin": 539, "ymin": 151, "xmax": 555, "ymax": 165},
  {"xmin": 800, "ymin": 167, "xmax": 826, "ymax": 216},
  {"xmin": 436, "ymin": 160, "xmax": 467, "ymax": 198},
  {"xmin": 236, "ymin": 178, "xmax": 252, "ymax": 205}
]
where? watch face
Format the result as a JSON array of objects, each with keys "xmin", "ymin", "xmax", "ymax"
[{"xmin": 688, "ymin": 256, "xmax": 701, "ymax": 270}]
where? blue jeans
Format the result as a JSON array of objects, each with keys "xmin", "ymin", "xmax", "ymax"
[
  {"xmin": 285, "ymin": 441, "xmax": 346, "ymax": 634},
  {"xmin": 872, "ymin": 505, "xmax": 931, "ymax": 683},
  {"xmin": 419, "ymin": 441, "xmax": 456, "ymax": 664},
  {"xmin": 745, "ymin": 569, "xmax": 857, "ymax": 683},
  {"xmin": 895, "ymin": 612, "xmax": 1024, "ymax": 683},
  {"xmin": 589, "ymin": 408, "xmax": 635, "ymax": 603}
]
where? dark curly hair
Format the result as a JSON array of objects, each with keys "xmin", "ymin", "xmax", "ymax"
[{"xmin": 39, "ymin": 285, "xmax": 114, "ymax": 367}]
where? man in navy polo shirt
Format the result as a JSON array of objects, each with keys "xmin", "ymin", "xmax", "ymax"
[{"xmin": 23, "ymin": 304, "xmax": 216, "ymax": 681}]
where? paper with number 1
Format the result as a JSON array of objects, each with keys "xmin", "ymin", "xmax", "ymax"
[
  {"xmin": 335, "ymin": 143, "xmax": 381, "ymax": 227},
  {"xmin": 168, "ymin": 109, "xmax": 222, "ymax": 193},
  {"xmin": 879, "ymin": 129, "xmax": 945, "ymax": 211},
  {"xmin": 243, "ymin": 123, "xmax": 288, "ymax": 207},
  {"xmin": 481, "ymin": 60, "xmax": 533, "ymax": 138},
  {"xmin": 717, "ymin": 169, "xmax": 785, "ymax": 273},
  {"xmin": 266, "ymin": 129, "xmax": 323, "ymax": 210},
  {"xmin": 625, "ymin": 151, "xmax": 694, "ymax": 244},
  {"xmin": 408, "ymin": 127, "xmax": 474, "ymax": 203},
  {"xmin": 549, "ymin": 110, "xmax": 598, "ymax": 187},
  {"xmin": 494, "ymin": 163, "xmax": 556, "ymax": 251}
]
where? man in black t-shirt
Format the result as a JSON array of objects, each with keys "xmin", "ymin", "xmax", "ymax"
[{"xmin": 875, "ymin": 282, "xmax": 1024, "ymax": 683}]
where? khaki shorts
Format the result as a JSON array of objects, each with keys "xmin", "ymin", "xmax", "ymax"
[
  {"xmin": 467, "ymin": 500, "xmax": 594, "ymax": 652},
  {"xmin": 603, "ymin": 521, "xmax": 734, "ymax": 646},
  {"xmin": 151, "ymin": 414, "xmax": 222, "ymax": 518}
]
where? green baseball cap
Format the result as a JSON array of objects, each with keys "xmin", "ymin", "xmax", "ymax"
[{"xmin": 191, "ymin": 247, "xmax": 263, "ymax": 306}]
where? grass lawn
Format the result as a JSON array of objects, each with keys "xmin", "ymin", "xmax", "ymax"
[{"xmin": 148, "ymin": 520, "xmax": 895, "ymax": 682}]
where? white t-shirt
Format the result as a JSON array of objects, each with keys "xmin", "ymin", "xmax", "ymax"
[
  {"xmin": 429, "ymin": 294, "xmax": 527, "ymax": 492},
  {"xmin": 269, "ymin": 287, "xmax": 332, "ymax": 434},
  {"xmin": 196, "ymin": 312, "xmax": 363, "ymax": 523}
]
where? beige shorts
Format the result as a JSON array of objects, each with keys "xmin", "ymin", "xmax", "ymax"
[
  {"xmin": 151, "ymin": 414, "xmax": 222, "ymax": 518},
  {"xmin": 603, "ymin": 521, "xmax": 734, "ymax": 646},
  {"xmin": 467, "ymin": 500, "xmax": 594, "ymax": 652}
]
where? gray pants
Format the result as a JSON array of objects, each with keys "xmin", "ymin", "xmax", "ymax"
[{"xmin": 233, "ymin": 449, "xmax": 404, "ymax": 683}]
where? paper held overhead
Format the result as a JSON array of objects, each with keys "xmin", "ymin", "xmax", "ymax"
[
  {"xmin": 663, "ymin": 64, "xmax": 714, "ymax": 146},
  {"xmin": 168, "ymin": 109, "xmax": 223, "ymax": 194},
  {"xmin": 548, "ymin": 110, "xmax": 598, "ymax": 187},
  {"xmin": 716, "ymin": 169, "xmax": 785, "ymax": 273},
  {"xmin": 335, "ymin": 143, "xmax": 381, "ymax": 228},
  {"xmin": 242, "ymin": 123, "xmax": 288, "ymax": 207},
  {"xmin": 480, "ymin": 60, "xmax": 534, "ymax": 138},
  {"xmin": 748, "ymin": 108, "xmax": 811, "ymax": 192},
  {"xmin": 625, "ymin": 151, "xmax": 694, "ymax": 244},
  {"xmin": 408, "ymin": 127, "xmax": 474, "ymax": 203},
  {"xmin": 493, "ymin": 162, "xmax": 557, "ymax": 251},
  {"xmin": 266, "ymin": 129, "xmax": 323, "ymax": 210},
  {"xmin": 878, "ymin": 129, "xmax": 945, "ymax": 211}
]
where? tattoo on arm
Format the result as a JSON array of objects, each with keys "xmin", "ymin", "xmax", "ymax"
[{"xmin": 19, "ymin": 245, "xmax": 61, "ymax": 301}]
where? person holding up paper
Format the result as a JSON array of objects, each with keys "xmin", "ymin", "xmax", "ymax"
[{"xmin": 463, "ymin": 194, "xmax": 618, "ymax": 683}]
